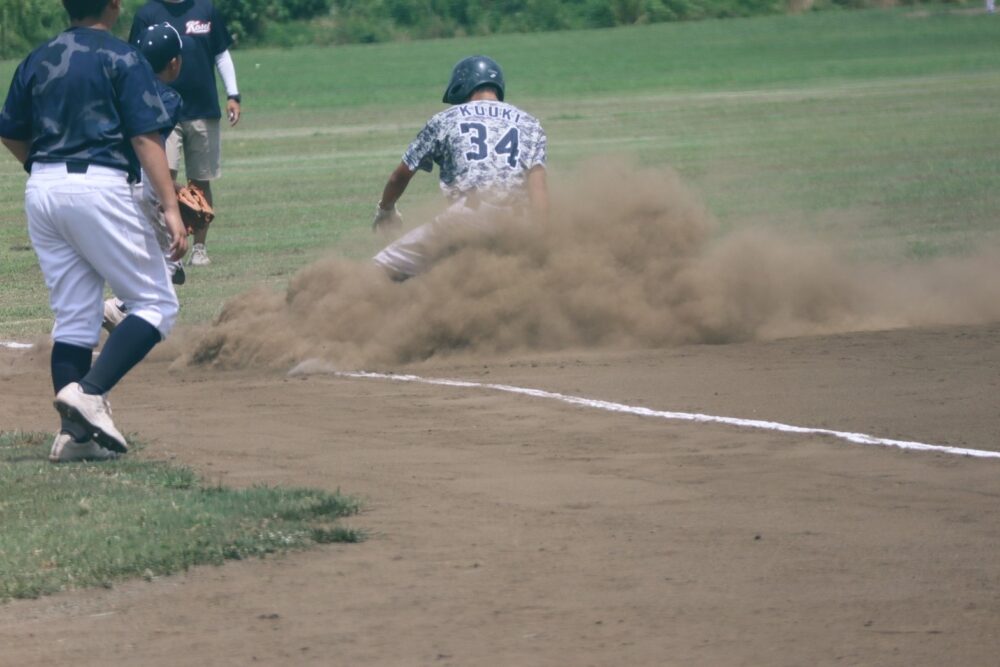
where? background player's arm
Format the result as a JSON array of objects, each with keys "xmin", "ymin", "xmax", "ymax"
[
  {"xmin": 527, "ymin": 166, "xmax": 549, "ymax": 223},
  {"xmin": 215, "ymin": 51, "xmax": 241, "ymax": 126},
  {"xmin": 132, "ymin": 132, "xmax": 187, "ymax": 260},
  {"xmin": 0, "ymin": 137, "xmax": 29, "ymax": 165}
]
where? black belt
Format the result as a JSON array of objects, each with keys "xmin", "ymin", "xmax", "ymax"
[{"xmin": 62, "ymin": 161, "xmax": 137, "ymax": 182}]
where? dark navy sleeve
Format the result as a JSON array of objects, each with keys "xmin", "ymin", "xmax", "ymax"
[
  {"xmin": 0, "ymin": 61, "xmax": 32, "ymax": 141},
  {"xmin": 115, "ymin": 53, "xmax": 171, "ymax": 138},
  {"xmin": 209, "ymin": 6, "xmax": 234, "ymax": 56},
  {"xmin": 155, "ymin": 81, "xmax": 182, "ymax": 140}
]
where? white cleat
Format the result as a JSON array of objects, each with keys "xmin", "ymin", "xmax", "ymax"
[
  {"xmin": 189, "ymin": 243, "xmax": 211, "ymax": 266},
  {"xmin": 102, "ymin": 298, "xmax": 128, "ymax": 333},
  {"xmin": 54, "ymin": 383, "xmax": 128, "ymax": 454},
  {"xmin": 49, "ymin": 431, "xmax": 120, "ymax": 463}
]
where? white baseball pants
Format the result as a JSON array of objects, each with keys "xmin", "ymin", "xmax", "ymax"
[
  {"xmin": 373, "ymin": 199, "xmax": 514, "ymax": 279},
  {"xmin": 26, "ymin": 163, "xmax": 179, "ymax": 348}
]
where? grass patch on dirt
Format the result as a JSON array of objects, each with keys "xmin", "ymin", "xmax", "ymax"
[{"xmin": 0, "ymin": 431, "xmax": 364, "ymax": 602}]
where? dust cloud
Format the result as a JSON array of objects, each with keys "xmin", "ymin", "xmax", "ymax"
[{"xmin": 183, "ymin": 159, "xmax": 1000, "ymax": 370}]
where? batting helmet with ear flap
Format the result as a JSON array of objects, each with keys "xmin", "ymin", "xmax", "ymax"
[{"xmin": 442, "ymin": 55, "xmax": 506, "ymax": 104}]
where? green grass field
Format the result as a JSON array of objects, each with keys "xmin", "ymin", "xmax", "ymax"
[
  {"xmin": 0, "ymin": 431, "xmax": 362, "ymax": 601},
  {"xmin": 2, "ymin": 7, "xmax": 999, "ymax": 340}
]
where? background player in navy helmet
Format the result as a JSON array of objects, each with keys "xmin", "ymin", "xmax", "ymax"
[
  {"xmin": 103, "ymin": 21, "xmax": 192, "ymax": 331},
  {"xmin": 372, "ymin": 55, "xmax": 549, "ymax": 280},
  {"xmin": 130, "ymin": 0, "xmax": 242, "ymax": 267},
  {"xmin": 0, "ymin": 0, "xmax": 186, "ymax": 462}
]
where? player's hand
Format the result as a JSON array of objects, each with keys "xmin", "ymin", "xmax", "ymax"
[
  {"xmin": 164, "ymin": 208, "xmax": 189, "ymax": 262},
  {"xmin": 372, "ymin": 202, "xmax": 403, "ymax": 234},
  {"xmin": 227, "ymin": 99, "xmax": 241, "ymax": 127}
]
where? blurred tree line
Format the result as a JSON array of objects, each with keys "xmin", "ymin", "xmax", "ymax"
[
  {"xmin": 0, "ymin": 0, "xmax": 332, "ymax": 58},
  {"xmin": 332, "ymin": 0, "xmax": 786, "ymax": 43},
  {"xmin": 0, "ymin": 0, "xmax": 961, "ymax": 58}
]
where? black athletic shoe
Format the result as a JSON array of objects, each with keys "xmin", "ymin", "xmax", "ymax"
[{"xmin": 172, "ymin": 262, "xmax": 186, "ymax": 285}]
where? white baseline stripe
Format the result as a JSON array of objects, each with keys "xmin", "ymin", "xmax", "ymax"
[
  {"xmin": 4, "ymin": 348, "xmax": 986, "ymax": 459},
  {"xmin": 1, "ymin": 341, "xmax": 34, "ymax": 350},
  {"xmin": 288, "ymin": 362, "xmax": 1000, "ymax": 460}
]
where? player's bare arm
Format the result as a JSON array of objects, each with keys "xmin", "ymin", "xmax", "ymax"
[
  {"xmin": 1, "ymin": 137, "xmax": 29, "ymax": 165},
  {"xmin": 133, "ymin": 132, "xmax": 188, "ymax": 261},
  {"xmin": 379, "ymin": 162, "xmax": 416, "ymax": 209},
  {"xmin": 373, "ymin": 162, "xmax": 415, "ymax": 231}
]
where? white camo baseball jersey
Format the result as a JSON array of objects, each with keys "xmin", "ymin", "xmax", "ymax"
[{"xmin": 403, "ymin": 100, "xmax": 547, "ymax": 208}]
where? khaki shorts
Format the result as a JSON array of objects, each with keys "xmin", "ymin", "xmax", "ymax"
[{"xmin": 166, "ymin": 118, "xmax": 221, "ymax": 181}]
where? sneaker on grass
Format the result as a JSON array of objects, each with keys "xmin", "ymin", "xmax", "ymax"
[
  {"xmin": 54, "ymin": 383, "xmax": 128, "ymax": 454},
  {"xmin": 49, "ymin": 431, "xmax": 120, "ymax": 463},
  {"xmin": 189, "ymin": 243, "xmax": 211, "ymax": 266}
]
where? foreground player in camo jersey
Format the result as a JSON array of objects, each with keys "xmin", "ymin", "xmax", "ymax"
[
  {"xmin": 0, "ymin": 0, "xmax": 186, "ymax": 463},
  {"xmin": 372, "ymin": 55, "xmax": 548, "ymax": 280}
]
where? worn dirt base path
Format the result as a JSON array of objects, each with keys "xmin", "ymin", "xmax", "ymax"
[{"xmin": 1, "ymin": 323, "xmax": 999, "ymax": 666}]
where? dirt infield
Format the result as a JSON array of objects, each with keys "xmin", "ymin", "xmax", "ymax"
[{"xmin": 1, "ymin": 321, "xmax": 998, "ymax": 666}]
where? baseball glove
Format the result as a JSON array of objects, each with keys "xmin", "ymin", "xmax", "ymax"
[{"xmin": 177, "ymin": 181, "xmax": 215, "ymax": 234}]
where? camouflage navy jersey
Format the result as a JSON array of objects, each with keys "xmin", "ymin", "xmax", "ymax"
[
  {"xmin": 403, "ymin": 100, "xmax": 546, "ymax": 208},
  {"xmin": 154, "ymin": 79, "xmax": 182, "ymax": 142},
  {"xmin": 0, "ymin": 27, "xmax": 171, "ymax": 180}
]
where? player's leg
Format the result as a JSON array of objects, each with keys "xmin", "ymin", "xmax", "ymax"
[
  {"xmin": 48, "ymin": 339, "xmax": 118, "ymax": 463},
  {"xmin": 140, "ymin": 185, "xmax": 186, "ymax": 285},
  {"xmin": 165, "ymin": 123, "xmax": 183, "ymax": 183},
  {"xmin": 163, "ymin": 128, "xmax": 186, "ymax": 277},
  {"xmin": 156, "ymin": 133, "xmax": 186, "ymax": 284},
  {"xmin": 26, "ymin": 167, "xmax": 119, "ymax": 461},
  {"xmin": 47, "ymin": 342, "xmax": 118, "ymax": 462},
  {"xmin": 189, "ymin": 177, "xmax": 212, "ymax": 248},
  {"xmin": 52, "ymin": 169, "xmax": 178, "ymax": 452},
  {"xmin": 102, "ymin": 179, "xmax": 185, "ymax": 334},
  {"xmin": 81, "ymin": 174, "xmax": 179, "ymax": 389},
  {"xmin": 164, "ymin": 124, "xmax": 184, "ymax": 271},
  {"xmin": 373, "ymin": 201, "xmax": 486, "ymax": 279},
  {"xmin": 373, "ymin": 222, "xmax": 436, "ymax": 280},
  {"xmin": 29, "ymin": 208, "xmax": 98, "ymax": 411},
  {"xmin": 181, "ymin": 119, "xmax": 221, "ymax": 266}
]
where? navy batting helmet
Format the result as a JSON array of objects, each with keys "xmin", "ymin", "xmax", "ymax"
[
  {"xmin": 135, "ymin": 22, "xmax": 191, "ymax": 73},
  {"xmin": 442, "ymin": 55, "xmax": 505, "ymax": 104}
]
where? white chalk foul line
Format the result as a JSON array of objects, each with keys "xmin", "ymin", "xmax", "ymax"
[
  {"xmin": 3, "ymin": 346, "xmax": 988, "ymax": 459},
  {"xmin": 287, "ymin": 361, "xmax": 1000, "ymax": 460},
  {"xmin": 1, "ymin": 341, "xmax": 34, "ymax": 350}
]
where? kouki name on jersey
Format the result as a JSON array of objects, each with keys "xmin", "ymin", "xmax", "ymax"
[{"xmin": 459, "ymin": 104, "xmax": 522, "ymax": 124}]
